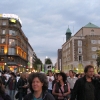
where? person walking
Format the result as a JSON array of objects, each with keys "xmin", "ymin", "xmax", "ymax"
[
  {"xmin": 67, "ymin": 70, "xmax": 77, "ymax": 93},
  {"xmin": 17, "ymin": 72, "xmax": 28, "ymax": 100},
  {"xmin": 52, "ymin": 72, "xmax": 70, "ymax": 100},
  {"xmin": 24, "ymin": 72, "xmax": 55, "ymax": 100},
  {"xmin": 6, "ymin": 72, "xmax": 17, "ymax": 100},
  {"xmin": 0, "ymin": 79, "xmax": 11, "ymax": 100},
  {"xmin": 47, "ymin": 70, "xmax": 54, "ymax": 94},
  {"xmin": 70, "ymin": 65, "xmax": 100, "ymax": 100}
]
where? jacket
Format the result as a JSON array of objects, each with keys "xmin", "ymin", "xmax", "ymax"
[
  {"xmin": 23, "ymin": 91, "xmax": 55, "ymax": 100},
  {"xmin": 17, "ymin": 78, "xmax": 27, "ymax": 93},
  {"xmin": 70, "ymin": 76, "xmax": 100, "ymax": 100},
  {"xmin": 6, "ymin": 77, "xmax": 17, "ymax": 90}
]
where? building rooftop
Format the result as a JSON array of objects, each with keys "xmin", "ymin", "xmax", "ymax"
[{"xmin": 84, "ymin": 22, "xmax": 99, "ymax": 28}]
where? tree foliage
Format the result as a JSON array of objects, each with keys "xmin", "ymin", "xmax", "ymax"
[
  {"xmin": 45, "ymin": 58, "xmax": 52, "ymax": 64},
  {"xmin": 96, "ymin": 56, "xmax": 100, "ymax": 67},
  {"xmin": 33, "ymin": 58, "xmax": 42, "ymax": 70}
]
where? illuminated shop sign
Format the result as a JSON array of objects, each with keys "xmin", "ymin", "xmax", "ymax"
[
  {"xmin": 9, "ymin": 19, "xmax": 17, "ymax": 23},
  {"xmin": 0, "ymin": 14, "xmax": 22, "ymax": 25}
]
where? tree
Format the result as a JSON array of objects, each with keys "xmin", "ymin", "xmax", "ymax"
[
  {"xmin": 96, "ymin": 56, "xmax": 100, "ymax": 67},
  {"xmin": 45, "ymin": 58, "xmax": 52, "ymax": 64},
  {"xmin": 33, "ymin": 58, "xmax": 42, "ymax": 70}
]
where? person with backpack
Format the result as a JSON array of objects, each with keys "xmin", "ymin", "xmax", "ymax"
[
  {"xmin": 52, "ymin": 72, "xmax": 70, "ymax": 100},
  {"xmin": 0, "ymin": 79, "xmax": 11, "ymax": 100}
]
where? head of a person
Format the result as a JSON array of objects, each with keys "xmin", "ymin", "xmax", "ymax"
[
  {"xmin": 84, "ymin": 65, "xmax": 94, "ymax": 78},
  {"xmin": 76, "ymin": 74, "xmax": 81, "ymax": 78},
  {"xmin": 48, "ymin": 70, "xmax": 52, "ymax": 76},
  {"xmin": 58, "ymin": 72, "xmax": 67, "ymax": 83},
  {"xmin": 10, "ymin": 72, "xmax": 16, "ymax": 78},
  {"xmin": 21, "ymin": 72, "xmax": 26, "ymax": 79},
  {"xmin": 54, "ymin": 73, "xmax": 58, "ymax": 80},
  {"xmin": 69, "ymin": 70, "xmax": 74, "ymax": 77},
  {"xmin": 28, "ymin": 72, "xmax": 48, "ymax": 93}
]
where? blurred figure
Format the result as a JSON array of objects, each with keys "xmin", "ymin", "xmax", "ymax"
[
  {"xmin": 52, "ymin": 72, "xmax": 70, "ymax": 100},
  {"xmin": 16, "ymin": 73, "xmax": 20, "ymax": 82},
  {"xmin": 0, "ymin": 79, "xmax": 11, "ymax": 100},
  {"xmin": 17, "ymin": 72, "xmax": 28, "ymax": 100},
  {"xmin": 71, "ymin": 65, "xmax": 100, "ymax": 100},
  {"xmin": 0, "ymin": 72, "xmax": 6, "ymax": 87},
  {"xmin": 6, "ymin": 72, "xmax": 17, "ymax": 100},
  {"xmin": 52, "ymin": 73, "xmax": 59, "ymax": 89},
  {"xmin": 67, "ymin": 70, "xmax": 77, "ymax": 93},
  {"xmin": 76, "ymin": 74, "xmax": 81, "ymax": 79},
  {"xmin": 24, "ymin": 73, "xmax": 55, "ymax": 100},
  {"xmin": 47, "ymin": 70, "xmax": 54, "ymax": 94}
]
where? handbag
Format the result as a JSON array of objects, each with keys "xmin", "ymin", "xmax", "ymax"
[{"xmin": 15, "ymin": 91, "xmax": 19, "ymax": 99}]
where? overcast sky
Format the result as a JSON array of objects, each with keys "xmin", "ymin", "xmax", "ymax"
[{"xmin": 0, "ymin": 0, "xmax": 100, "ymax": 64}]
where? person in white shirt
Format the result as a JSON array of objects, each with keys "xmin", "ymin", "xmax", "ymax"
[
  {"xmin": 67, "ymin": 70, "xmax": 77, "ymax": 92},
  {"xmin": 47, "ymin": 70, "xmax": 54, "ymax": 94}
]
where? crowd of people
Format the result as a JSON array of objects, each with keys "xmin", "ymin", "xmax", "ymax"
[{"xmin": 0, "ymin": 64, "xmax": 100, "ymax": 100}]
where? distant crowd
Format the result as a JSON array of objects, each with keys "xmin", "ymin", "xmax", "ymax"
[{"xmin": 0, "ymin": 65, "xmax": 100, "ymax": 100}]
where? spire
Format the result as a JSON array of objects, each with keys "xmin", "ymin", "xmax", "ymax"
[{"xmin": 65, "ymin": 27, "xmax": 72, "ymax": 41}]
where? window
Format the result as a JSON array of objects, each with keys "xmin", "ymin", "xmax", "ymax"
[
  {"xmin": 8, "ymin": 57, "xmax": 14, "ymax": 61},
  {"xmin": 91, "ymin": 40, "xmax": 97, "ymax": 44},
  {"xmin": 1, "ymin": 38, "xmax": 5, "ymax": 43},
  {"xmin": 91, "ymin": 32, "xmax": 94, "ymax": 35},
  {"xmin": 8, "ymin": 48, "xmax": 15, "ymax": 55},
  {"xmin": 92, "ymin": 54, "xmax": 97, "ymax": 59},
  {"xmin": 0, "ymin": 57, "xmax": 4, "ymax": 61},
  {"xmin": 9, "ymin": 30, "xmax": 16, "ymax": 35},
  {"xmin": 78, "ymin": 40, "xmax": 82, "ymax": 46},
  {"xmin": 2, "ymin": 30, "xmax": 6, "ymax": 34},
  {"xmin": 78, "ymin": 55, "xmax": 82, "ymax": 62},
  {"xmin": 0, "ymin": 46, "xmax": 4, "ymax": 53},
  {"xmin": 98, "ymin": 40, "xmax": 100, "ymax": 44},
  {"xmin": 2, "ymin": 21, "xmax": 6, "ymax": 25},
  {"xmin": 78, "ymin": 48, "xmax": 82, "ymax": 54},
  {"xmin": 91, "ymin": 47, "xmax": 97, "ymax": 51},
  {"xmin": 9, "ymin": 39, "xmax": 15, "ymax": 46}
]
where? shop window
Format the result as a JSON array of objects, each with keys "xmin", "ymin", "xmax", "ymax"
[
  {"xmin": 0, "ymin": 57, "xmax": 4, "ymax": 61},
  {"xmin": 8, "ymin": 57, "xmax": 14, "ymax": 61}
]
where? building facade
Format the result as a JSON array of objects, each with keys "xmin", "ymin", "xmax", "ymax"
[
  {"xmin": 57, "ymin": 49, "xmax": 62, "ymax": 70},
  {"xmin": 0, "ymin": 14, "xmax": 28, "ymax": 72},
  {"xmin": 62, "ymin": 23, "xmax": 100, "ymax": 73}
]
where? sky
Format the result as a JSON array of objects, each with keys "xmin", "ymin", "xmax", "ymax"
[{"xmin": 0, "ymin": 0, "xmax": 100, "ymax": 64}]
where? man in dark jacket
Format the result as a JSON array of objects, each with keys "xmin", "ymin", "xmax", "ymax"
[
  {"xmin": 17, "ymin": 72, "xmax": 28, "ymax": 100},
  {"xmin": 70, "ymin": 65, "xmax": 100, "ymax": 100}
]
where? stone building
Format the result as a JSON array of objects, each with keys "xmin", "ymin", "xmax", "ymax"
[{"xmin": 62, "ymin": 23, "xmax": 100, "ymax": 72}]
